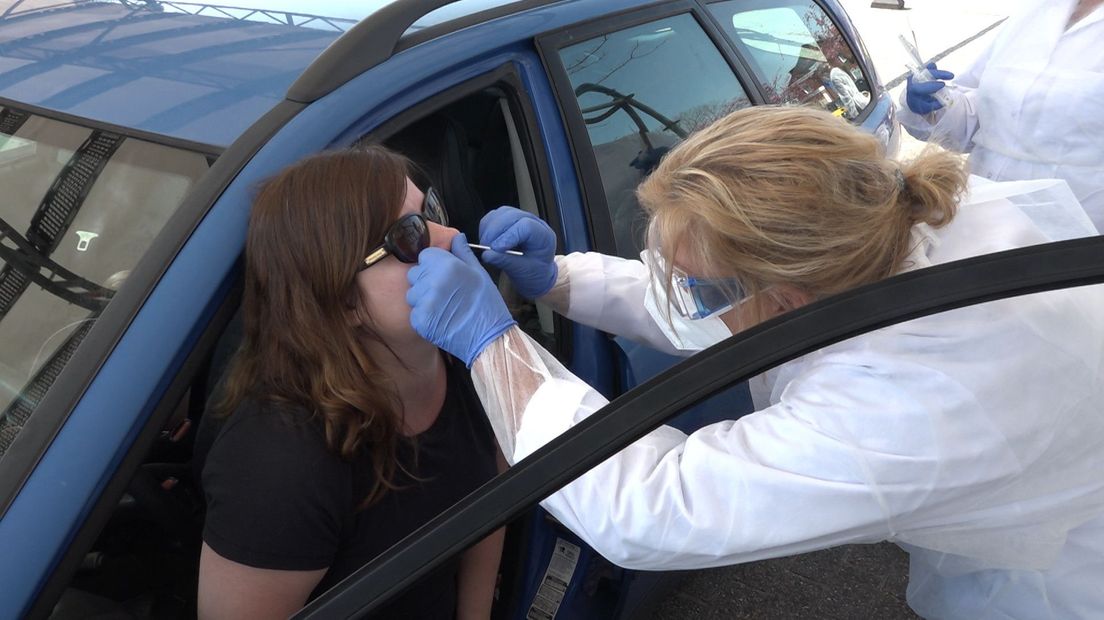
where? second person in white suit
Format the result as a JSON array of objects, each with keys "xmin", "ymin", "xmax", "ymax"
[{"xmin": 900, "ymin": 0, "xmax": 1104, "ymax": 232}]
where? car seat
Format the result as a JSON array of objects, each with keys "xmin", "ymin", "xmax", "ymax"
[{"xmin": 384, "ymin": 112, "xmax": 484, "ymax": 240}]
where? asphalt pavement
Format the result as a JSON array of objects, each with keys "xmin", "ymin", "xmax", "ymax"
[
  {"xmin": 651, "ymin": 543, "xmax": 917, "ymax": 619},
  {"xmin": 652, "ymin": 3, "xmax": 1011, "ymax": 617}
]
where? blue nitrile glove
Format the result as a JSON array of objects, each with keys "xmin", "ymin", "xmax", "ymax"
[
  {"xmin": 905, "ymin": 62, "xmax": 955, "ymax": 114},
  {"xmin": 478, "ymin": 207, "xmax": 558, "ymax": 299},
  {"xmin": 407, "ymin": 234, "xmax": 517, "ymax": 367}
]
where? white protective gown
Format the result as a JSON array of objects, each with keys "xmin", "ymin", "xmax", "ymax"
[
  {"xmin": 897, "ymin": 0, "xmax": 1104, "ymax": 233},
  {"xmin": 470, "ymin": 178, "xmax": 1104, "ymax": 619}
]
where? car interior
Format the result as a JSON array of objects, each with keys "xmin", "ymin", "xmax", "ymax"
[{"xmin": 49, "ymin": 84, "xmax": 559, "ymax": 619}]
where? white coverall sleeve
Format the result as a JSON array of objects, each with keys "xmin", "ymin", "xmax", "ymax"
[
  {"xmin": 538, "ymin": 251, "xmax": 725, "ymax": 357},
  {"xmin": 471, "ymin": 327, "xmax": 908, "ymax": 570}
]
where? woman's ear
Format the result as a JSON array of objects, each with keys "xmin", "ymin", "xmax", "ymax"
[
  {"xmin": 345, "ymin": 307, "xmax": 363, "ymax": 328},
  {"xmin": 769, "ymin": 285, "xmax": 814, "ymax": 313},
  {"xmin": 344, "ymin": 288, "xmax": 366, "ymax": 328},
  {"xmin": 720, "ymin": 285, "xmax": 814, "ymax": 334}
]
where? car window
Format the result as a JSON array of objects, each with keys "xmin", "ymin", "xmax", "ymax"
[
  {"xmin": 708, "ymin": 0, "xmax": 871, "ymax": 120},
  {"xmin": 0, "ymin": 107, "xmax": 210, "ymax": 460},
  {"xmin": 556, "ymin": 13, "xmax": 752, "ymax": 258}
]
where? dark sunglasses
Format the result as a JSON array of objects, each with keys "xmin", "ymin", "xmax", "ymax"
[{"xmin": 360, "ymin": 187, "xmax": 448, "ymax": 270}]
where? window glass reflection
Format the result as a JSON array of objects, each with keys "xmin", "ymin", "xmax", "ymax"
[
  {"xmin": 559, "ymin": 14, "xmax": 751, "ymax": 257},
  {"xmin": 710, "ymin": 0, "xmax": 871, "ymax": 119}
]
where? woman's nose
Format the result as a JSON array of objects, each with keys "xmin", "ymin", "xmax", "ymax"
[{"xmin": 428, "ymin": 221, "xmax": 459, "ymax": 250}]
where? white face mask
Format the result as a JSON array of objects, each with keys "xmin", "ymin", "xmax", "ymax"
[{"xmin": 642, "ymin": 261, "xmax": 733, "ymax": 352}]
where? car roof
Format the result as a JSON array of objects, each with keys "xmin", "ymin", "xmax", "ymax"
[{"xmin": 0, "ymin": 0, "xmax": 529, "ymax": 149}]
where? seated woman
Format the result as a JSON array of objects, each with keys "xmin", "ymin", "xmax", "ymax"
[{"xmin": 196, "ymin": 146, "xmax": 502, "ymax": 619}]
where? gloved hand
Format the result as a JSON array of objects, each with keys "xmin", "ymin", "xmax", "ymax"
[
  {"xmin": 407, "ymin": 234, "xmax": 517, "ymax": 367},
  {"xmin": 905, "ymin": 62, "xmax": 955, "ymax": 114},
  {"xmin": 478, "ymin": 207, "xmax": 558, "ymax": 299}
]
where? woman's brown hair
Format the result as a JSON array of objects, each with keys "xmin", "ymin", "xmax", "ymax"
[
  {"xmin": 217, "ymin": 146, "xmax": 412, "ymax": 505},
  {"xmin": 637, "ymin": 105, "xmax": 968, "ymax": 327}
]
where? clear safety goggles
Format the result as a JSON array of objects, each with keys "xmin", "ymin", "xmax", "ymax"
[
  {"xmin": 645, "ymin": 247, "xmax": 748, "ymax": 320},
  {"xmin": 669, "ymin": 267, "xmax": 746, "ymax": 320}
]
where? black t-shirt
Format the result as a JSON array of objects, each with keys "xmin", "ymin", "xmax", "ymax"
[{"xmin": 200, "ymin": 359, "xmax": 498, "ymax": 618}]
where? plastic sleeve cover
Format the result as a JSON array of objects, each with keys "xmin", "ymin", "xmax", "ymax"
[{"xmin": 470, "ymin": 325, "xmax": 601, "ymax": 463}]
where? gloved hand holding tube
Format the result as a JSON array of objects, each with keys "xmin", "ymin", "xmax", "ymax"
[
  {"xmin": 477, "ymin": 207, "xmax": 558, "ymax": 299},
  {"xmin": 407, "ymin": 233, "xmax": 517, "ymax": 367},
  {"xmin": 900, "ymin": 33, "xmax": 955, "ymax": 115},
  {"xmin": 906, "ymin": 62, "xmax": 956, "ymax": 114}
]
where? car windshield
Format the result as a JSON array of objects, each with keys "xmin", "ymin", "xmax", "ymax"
[{"xmin": 0, "ymin": 106, "xmax": 210, "ymax": 458}]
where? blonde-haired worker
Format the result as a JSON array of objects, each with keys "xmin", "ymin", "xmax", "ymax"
[{"xmin": 404, "ymin": 106, "xmax": 1104, "ymax": 619}]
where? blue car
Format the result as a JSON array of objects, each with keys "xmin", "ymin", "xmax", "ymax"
[{"xmin": 0, "ymin": 1, "xmax": 907, "ymax": 617}]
